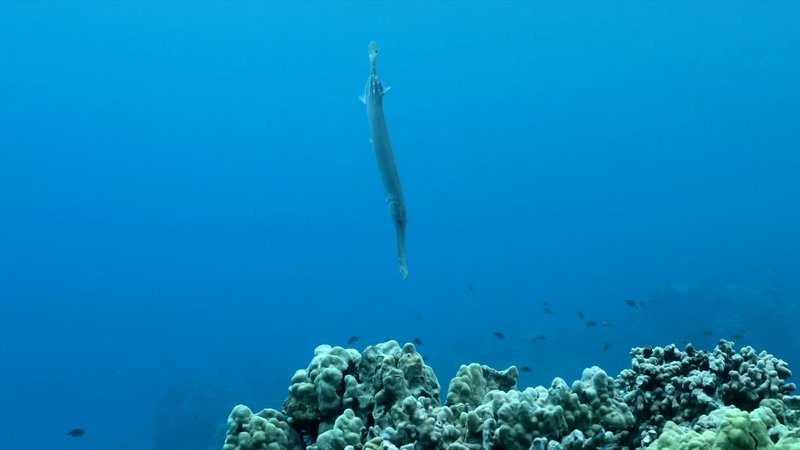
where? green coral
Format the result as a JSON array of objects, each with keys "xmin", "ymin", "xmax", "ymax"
[
  {"xmin": 226, "ymin": 340, "xmax": 800, "ymax": 450},
  {"xmin": 283, "ymin": 345, "xmax": 361, "ymax": 423},
  {"xmin": 648, "ymin": 406, "xmax": 800, "ymax": 450},
  {"xmin": 223, "ymin": 405, "xmax": 303, "ymax": 450},
  {"xmin": 445, "ymin": 363, "xmax": 518, "ymax": 408},
  {"xmin": 311, "ymin": 409, "xmax": 365, "ymax": 450},
  {"xmin": 361, "ymin": 341, "xmax": 440, "ymax": 425},
  {"xmin": 646, "ymin": 420, "xmax": 715, "ymax": 450},
  {"xmin": 443, "ymin": 368, "xmax": 630, "ymax": 449},
  {"xmin": 571, "ymin": 366, "xmax": 634, "ymax": 431}
]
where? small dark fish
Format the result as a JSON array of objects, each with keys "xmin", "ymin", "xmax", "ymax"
[
  {"xmin": 520, "ymin": 366, "xmax": 533, "ymax": 373},
  {"xmin": 638, "ymin": 300, "xmax": 647, "ymax": 307},
  {"xmin": 731, "ymin": 334, "xmax": 745, "ymax": 341},
  {"xmin": 347, "ymin": 335, "xmax": 359, "ymax": 345},
  {"xmin": 543, "ymin": 307, "xmax": 553, "ymax": 315},
  {"xmin": 577, "ymin": 311, "xmax": 584, "ymax": 319},
  {"xmin": 701, "ymin": 330, "xmax": 714, "ymax": 337},
  {"xmin": 585, "ymin": 321, "xmax": 598, "ymax": 327},
  {"xmin": 412, "ymin": 337, "xmax": 424, "ymax": 345},
  {"xmin": 534, "ymin": 335, "xmax": 546, "ymax": 341},
  {"xmin": 602, "ymin": 320, "xmax": 614, "ymax": 328},
  {"xmin": 540, "ymin": 300, "xmax": 550, "ymax": 306},
  {"xmin": 603, "ymin": 342, "xmax": 612, "ymax": 351},
  {"xmin": 493, "ymin": 331, "xmax": 505, "ymax": 340},
  {"xmin": 416, "ymin": 313, "xmax": 422, "ymax": 321},
  {"xmin": 624, "ymin": 299, "xmax": 637, "ymax": 308},
  {"xmin": 468, "ymin": 281, "xmax": 474, "ymax": 291},
  {"xmin": 67, "ymin": 429, "xmax": 86, "ymax": 438}
]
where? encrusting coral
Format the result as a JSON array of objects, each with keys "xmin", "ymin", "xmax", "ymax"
[{"xmin": 223, "ymin": 340, "xmax": 800, "ymax": 450}]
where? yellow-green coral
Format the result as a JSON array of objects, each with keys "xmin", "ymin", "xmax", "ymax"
[
  {"xmin": 445, "ymin": 363, "xmax": 518, "ymax": 409},
  {"xmin": 647, "ymin": 421, "xmax": 715, "ymax": 450},
  {"xmin": 648, "ymin": 406, "xmax": 800, "ymax": 450},
  {"xmin": 223, "ymin": 405, "xmax": 303, "ymax": 450},
  {"xmin": 312, "ymin": 409, "xmax": 365, "ymax": 450},
  {"xmin": 283, "ymin": 345, "xmax": 361, "ymax": 422}
]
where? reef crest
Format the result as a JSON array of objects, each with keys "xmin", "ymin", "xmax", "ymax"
[{"xmin": 222, "ymin": 340, "xmax": 800, "ymax": 450}]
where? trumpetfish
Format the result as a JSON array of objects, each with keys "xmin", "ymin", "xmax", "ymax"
[{"xmin": 361, "ymin": 41, "xmax": 408, "ymax": 279}]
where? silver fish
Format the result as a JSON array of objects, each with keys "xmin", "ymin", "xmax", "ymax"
[{"xmin": 362, "ymin": 41, "xmax": 408, "ymax": 279}]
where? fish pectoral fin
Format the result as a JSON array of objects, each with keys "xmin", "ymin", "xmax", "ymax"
[
  {"xmin": 359, "ymin": 94, "xmax": 366, "ymax": 104},
  {"xmin": 383, "ymin": 86, "xmax": 392, "ymax": 95}
]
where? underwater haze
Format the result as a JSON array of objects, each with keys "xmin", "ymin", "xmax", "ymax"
[{"xmin": 1, "ymin": 2, "xmax": 798, "ymax": 449}]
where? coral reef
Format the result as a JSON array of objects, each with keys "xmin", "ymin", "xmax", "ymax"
[
  {"xmin": 618, "ymin": 340, "xmax": 797, "ymax": 446},
  {"xmin": 223, "ymin": 405, "xmax": 303, "ymax": 450},
  {"xmin": 222, "ymin": 340, "xmax": 799, "ymax": 450},
  {"xmin": 647, "ymin": 405, "xmax": 800, "ymax": 450}
]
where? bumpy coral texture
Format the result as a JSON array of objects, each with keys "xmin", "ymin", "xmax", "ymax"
[
  {"xmin": 618, "ymin": 340, "xmax": 796, "ymax": 447},
  {"xmin": 223, "ymin": 340, "xmax": 799, "ymax": 450},
  {"xmin": 223, "ymin": 405, "xmax": 303, "ymax": 450}
]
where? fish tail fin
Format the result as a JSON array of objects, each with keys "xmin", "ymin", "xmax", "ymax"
[{"xmin": 396, "ymin": 227, "xmax": 408, "ymax": 280}]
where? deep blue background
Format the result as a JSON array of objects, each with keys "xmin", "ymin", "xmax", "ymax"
[{"xmin": 1, "ymin": 2, "xmax": 798, "ymax": 449}]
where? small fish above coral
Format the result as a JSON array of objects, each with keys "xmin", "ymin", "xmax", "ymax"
[
  {"xmin": 347, "ymin": 335, "xmax": 359, "ymax": 345},
  {"xmin": 67, "ymin": 428, "xmax": 86, "ymax": 437},
  {"xmin": 493, "ymin": 331, "xmax": 505, "ymax": 340}
]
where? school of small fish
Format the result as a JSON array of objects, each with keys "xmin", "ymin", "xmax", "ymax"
[{"xmin": 335, "ymin": 288, "xmax": 739, "ymax": 378}]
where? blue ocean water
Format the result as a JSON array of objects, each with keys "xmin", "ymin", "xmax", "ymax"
[{"xmin": 0, "ymin": 2, "xmax": 798, "ymax": 449}]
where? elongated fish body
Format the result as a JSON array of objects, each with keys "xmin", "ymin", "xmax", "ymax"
[{"xmin": 363, "ymin": 41, "xmax": 408, "ymax": 279}]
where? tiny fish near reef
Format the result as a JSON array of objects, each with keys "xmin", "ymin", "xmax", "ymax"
[{"xmin": 67, "ymin": 428, "xmax": 86, "ymax": 437}]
